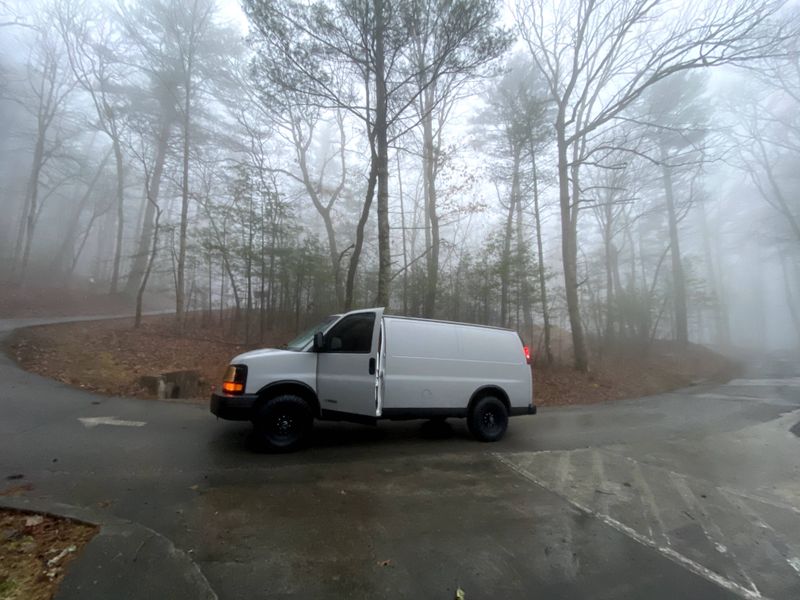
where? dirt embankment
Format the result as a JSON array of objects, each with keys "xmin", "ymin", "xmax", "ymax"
[
  {"xmin": 5, "ymin": 314, "xmax": 739, "ymax": 406},
  {"xmin": 532, "ymin": 342, "xmax": 739, "ymax": 406}
]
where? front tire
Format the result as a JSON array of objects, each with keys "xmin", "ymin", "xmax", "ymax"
[
  {"xmin": 467, "ymin": 396, "xmax": 508, "ymax": 442},
  {"xmin": 252, "ymin": 394, "xmax": 313, "ymax": 452}
]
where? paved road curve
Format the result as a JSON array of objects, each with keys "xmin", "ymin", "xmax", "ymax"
[{"xmin": 2, "ymin": 316, "xmax": 799, "ymax": 599}]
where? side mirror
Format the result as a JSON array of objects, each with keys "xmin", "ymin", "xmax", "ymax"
[{"xmin": 312, "ymin": 331, "xmax": 324, "ymax": 352}]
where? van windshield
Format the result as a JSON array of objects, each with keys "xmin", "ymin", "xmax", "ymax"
[{"xmin": 284, "ymin": 315, "xmax": 339, "ymax": 351}]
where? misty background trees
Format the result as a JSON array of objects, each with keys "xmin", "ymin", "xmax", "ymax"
[{"xmin": 0, "ymin": 0, "xmax": 798, "ymax": 370}]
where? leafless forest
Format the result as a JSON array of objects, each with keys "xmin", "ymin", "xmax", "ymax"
[{"xmin": 1, "ymin": 0, "xmax": 799, "ymax": 371}]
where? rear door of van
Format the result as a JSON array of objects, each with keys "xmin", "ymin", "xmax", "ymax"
[{"xmin": 316, "ymin": 308, "xmax": 383, "ymax": 418}]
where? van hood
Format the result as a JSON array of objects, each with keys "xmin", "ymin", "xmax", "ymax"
[{"xmin": 231, "ymin": 347, "xmax": 298, "ymax": 363}]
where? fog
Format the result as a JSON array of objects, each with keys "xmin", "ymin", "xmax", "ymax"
[{"xmin": 0, "ymin": 0, "xmax": 798, "ymax": 370}]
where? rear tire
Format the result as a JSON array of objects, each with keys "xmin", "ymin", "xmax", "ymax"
[
  {"xmin": 467, "ymin": 396, "xmax": 508, "ymax": 442},
  {"xmin": 252, "ymin": 394, "xmax": 313, "ymax": 452}
]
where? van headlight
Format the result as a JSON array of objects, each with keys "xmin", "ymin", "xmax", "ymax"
[{"xmin": 222, "ymin": 364, "xmax": 248, "ymax": 395}]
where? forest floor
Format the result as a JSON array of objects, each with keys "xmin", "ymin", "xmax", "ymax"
[
  {"xmin": 0, "ymin": 286, "xmax": 171, "ymax": 319},
  {"xmin": 0, "ymin": 506, "xmax": 97, "ymax": 600},
  {"xmin": 5, "ymin": 313, "xmax": 740, "ymax": 407}
]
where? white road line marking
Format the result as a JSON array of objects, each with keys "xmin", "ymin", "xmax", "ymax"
[
  {"xmin": 720, "ymin": 487, "xmax": 800, "ymax": 517},
  {"xmin": 78, "ymin": 416, "xmax": 146, "ymax": 428},
  {"xmin": 670, "ymin": 473, "xmax": 761, "ymax": 596},
  {"xmin": 555, "ymin": 450, "xmax": 572, "ymax": 494},
  {"xmin": 788, "ymin": 557, "xmax": 800, "ymax": 577},
  {"xmin": 726, "ymin": 378, "xmax": 800, "ymax": 387},
  {"xmin": 493, "ymin": 453, "xmax": 769, "ymax": 600},
  {"xmin": 631, "ymin": 460, "xmax": 671, "ymax": 547},
  {"xmin": 694, "ymin": 393, "xmax": 770, "ymax": 401},
  {"xmin": 721, "ymin": 488, "xmax": 800, "ymax": 580},
  {"xmin": 610, "ymin": 452, "xmax": 800, "ymax": 518},
  {"xmin": 592, "ymin": 450, "xmax": 612, "ymax": 514}
]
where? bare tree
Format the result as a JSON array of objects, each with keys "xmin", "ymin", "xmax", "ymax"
[
  {"xmin": 55, "ymin": 0, "xmax": 131, "ymax": 294},
  {"xmin": 475, "ymin": 55, "xmax": 550, "ymax": 332},
  {"xmin": 731, "ymin": 33, "xmax": 800, "ymax": 246},
  {"xmin": 117, "ymin": 0, "xmax": 235, "ymax": 324},
  {"xmin": 638, "ymin": 72, "xmax": 710, "ymax": 345},
  {"xmin": 0, "ymin": 0, "xmax": 33, "ymax": 29},
  {"xmin": 405, "ymin": 0, "xmax": 511, "ymax": 317},
  {"xmin": 517, "ymin": 0, "xmax": 786, "ymax": 370},
  {"xmin": 246, "ymin": 0, "xmax": 509, "ymax": 310},
  {"xmin": 9, "ymin": 16, "xmax": 75, "ymax": 282}
]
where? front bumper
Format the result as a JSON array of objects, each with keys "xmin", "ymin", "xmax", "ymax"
[
  {"xmin": 210, "ymin": 392, "xmax": 259, "ymax": 421},
  {"xmin": 510, "ymin": 404, "xmax": 537, "ymax": 416}
]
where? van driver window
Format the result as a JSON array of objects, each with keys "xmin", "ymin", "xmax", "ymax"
[{"xmin": 324, "ymin": 313, "xmax": 375, "ymax": 353}]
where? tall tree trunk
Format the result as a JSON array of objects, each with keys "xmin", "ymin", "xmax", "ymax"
[
  {"xmin": 244, "ymin": 243, "xmax": 252, "ymax": 345},
  {"xmin": 135, "ymin": 207, "xmax": 161, "ymax": 328},
  {"xmin": 16, "ymin": 132, "xmax": 45, "ymax": 283},
  {"xmin": 219, "ymin": 257, "xmax": 225, "ymax": 325},
  {"xmin": 603, "ymin": 221, "xmax": 615, "ymax": 345},
  {"xmin": 259, "ymin": 206, "xmax": 266, "ymax": 341},
  {"xmin": 556, "ymin": 114, "xmax": 588, "ymax": 371},
  {"xmin": 421, "ymin": 88, "xmax": 439, "ymax": 318},
  {"xmin": 501, "ymin": 150, "xmax": 520, "ymax": 328},
  {"xmin": 516, "ymin": 166, "xmax": 533, "ymax": 339},
  {"xmin": 266, "ymin": 215, "xmax": 277, "ymax": 328},
  {"xmin": 109, "ymin": 138, "xmax": 125, "ymax": 294},
  {"xmin": 52, "ymin": 148, "xmax": 111, "ymax": 278},
  {"xmin": 531, "ymin": 152, "xmax": 553, "ymax": 365},
  {"xmin": 374, "ymin": 0, "xmax": 391, "ymax": 308},
  {"xmin": 660, "ymin": 146, "xmax": 688, "ymax": 345},
  {"xmin": 397, "ymin": 151, "xmax": 409, "ymax": 315},
  {"xmin": 345, "ymin": 159, "xmax": 378, "ymax": 310},
  {"xmin": 125, "ymin": 119, "xmax": 171, "ymax": 296},
  {"xmin": 292, "ymin": 112, "xmax": 345, "ymax": 308},
  {"xmin": 176, "ymin": 66, "xmax": 193, "ymax": 327},
  {"xmin": 697, "ymin": 198, "xmax": 729, "ymax": 347},
  {"xmin": 297, "ymin": 174, "xmax": 342, "ymax": 309}
]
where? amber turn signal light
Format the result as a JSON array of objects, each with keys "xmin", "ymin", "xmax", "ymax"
[{"xmin": 222, "ymin": 381, "xmax": 244, "ymax": 394}]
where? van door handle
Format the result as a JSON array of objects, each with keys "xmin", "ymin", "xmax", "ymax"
[{"xmin": 368, "ymin": 358, "xmax": 376, "ymax": 375}]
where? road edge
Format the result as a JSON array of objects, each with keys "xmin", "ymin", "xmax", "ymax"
[{"xmin": 0, "ymin": 496, "xmax": 217, "ymax": 600}]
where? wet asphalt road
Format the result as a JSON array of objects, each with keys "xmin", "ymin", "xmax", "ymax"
[{"xmin": 1, "ymin": 316, "xmax": 799, "ymax": 599}]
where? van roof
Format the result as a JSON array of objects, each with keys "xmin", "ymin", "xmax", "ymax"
[
  {"xmin": 341, "ymin": 308, "xmax": 516, "ymax": 334},
  {"xmin": 383, "ymin": 314, "xmax": 515, "ymax": 333}
]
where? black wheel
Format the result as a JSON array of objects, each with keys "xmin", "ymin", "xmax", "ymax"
[
  {"xmin": 252, "ymin": 394, "xmax": 313, "ymax": 452},
  {"xmin": 467, "ymin": 396, "xmax": 508, "ymax": 442}
]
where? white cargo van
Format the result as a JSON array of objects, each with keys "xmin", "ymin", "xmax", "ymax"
[{"xmin": 211, "ymin": 308, "xmax": 535, "ymax": 450}]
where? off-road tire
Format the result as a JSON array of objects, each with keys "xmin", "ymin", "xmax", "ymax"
[{"xmin": 467, "ymin": 396, "xmax": 508, "ymax": 442}]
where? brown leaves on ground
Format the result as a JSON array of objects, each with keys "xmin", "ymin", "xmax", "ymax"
[
  {"xmin": 0, "ymin": 484, "xmax": 35, "ymax": 498},
  {"xmin": 0, "ymin": 287, "xmax": 141, "ymax": 319},
  {"xmin": 7, "ymin": 314, "xmax": 289, "ymax": 401},
  {"xmin": 533, "ymin": 340, "xmax": 740, "ymax": 406},
  {"xmin": 6, "ymin": 314, "xmax": 739, "ymax": 406},
  {"xmin": 0, "ymin": 508, "xmax": 97, "ymax": 600}
]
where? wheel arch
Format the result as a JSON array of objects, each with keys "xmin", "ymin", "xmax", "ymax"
[
  {"xmin": 255, "ymin": 380, "xmax": 320, "ymax": 418},
  {"xmin": 467, "ymin": 385, "xmax": 510, "ymax": 415}
]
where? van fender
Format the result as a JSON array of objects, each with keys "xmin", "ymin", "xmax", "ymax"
[
  {"xmin": 467, "ymin": 385, "xmax": 511, "ymax": 414},
  {"xmin": 255, "ymin": 380, "xmax": 321, "ymax": 418}
]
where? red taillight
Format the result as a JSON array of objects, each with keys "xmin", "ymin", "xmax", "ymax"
[{"xmin": 523, "ymin": 345, "xmax": 531, "ymax": 365}]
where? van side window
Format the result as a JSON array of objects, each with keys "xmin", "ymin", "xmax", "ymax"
[{"xmin": 324, "ymin": 313, "xmax": 375, "ymax": 353}]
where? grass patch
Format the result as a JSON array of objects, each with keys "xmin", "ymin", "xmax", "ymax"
[{"xmin": 0, "ymin": 508, "xmax": 97, "ymax": 600}]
